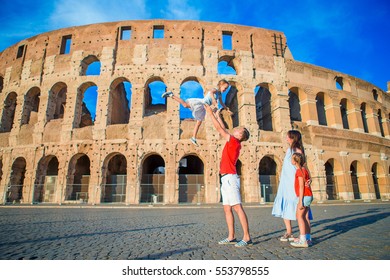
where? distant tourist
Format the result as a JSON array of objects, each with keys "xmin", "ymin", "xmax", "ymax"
[
  {"xmin": 204, "ymin": 104, "xmax": 252, "ymax": 247},
  {"xmin": 162, "ymin": 79, "xmax": 232, "ymax": 146}
]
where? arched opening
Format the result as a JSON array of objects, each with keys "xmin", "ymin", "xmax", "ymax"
[
  {"xmin": 179, "ymin": 80, "xmax": 204, "ymax": 120},
  {"xmin": 316, "ymin": 92, "xmax": 327, "ymax": 126},
  {"xmin": 325, "ymin": 160, "xmax": 338, "ymax": 200},
  {"xmin": 66, "ymin": 154, "xmax": 90, "ymax": 202},
  {"xmin": 259, "ymin": 156, "xmax": 277, "ymax": 202},
  {"xmin": 7, "ymin": 157, "xmax": 26, "ymax": 203},
  {"xmin": 335, "ymin": 76, "xmax": 343, "ymax": 90},
  {"xmin": 34, "ymin": 156, "xmax": 59, "ymax": 203},
  {"xmin": 255, "ymin": 85, "xmax": 273, "ymax": 131},
  {"xmin": 0, "ymin": 76, "xmax": 3, "ymax": 93},
  {"xmin": 0, "ymin": 92, "xmax": 17, "ymax": 132},
  {"xmin": 102, "ymin": 154, "xmax": 127, "ymax": 203},
  {"xmin": 340, "ymin": 98, "xmax": 349, "ymax": 129},
  {"xmin": 108, "ymin": 79, "xmax": 132, "ymax": 125},
  {"xmin": 360, "ymin": 103, "xmax": 369, "ymax": 133},
  {"xmin": 76, "ymin": 83, "xmax": 98, "ymax": 128},
  {"xmin": 218, "ymin": 56, "xmax": 236, "ymax": 75},
  {"xmin": 223, "ymin": 81, "xmax": 239, "ymax": 128},
  {"xmin": 80, "ymin": 55, "xmax": 100, "ymax": 76},
  {"xmin": 21, "ymin": 87, "xmax": 40, "ymax": 125},
  {"xmin": 350, "ymin": 161, "xmax": 361, "ymax": 199},
  {"xmin": 378, "ymin": 109, "xmax": 385, "ymax": 137},
  {"xmin": 140, "ymin": 154, "xmax": 165, "ymax": 203},
  {"xmin": 288, "ymin": 88, "xmax": 302, "ymax": 123},
  {"xmin": 371, "ymin": 163, "xmax": 381, "ymax": 199},
  {"xmin": 47, "ymin": 82, "xmax": 67, "ymax": 122},
  {"xmin": 372, "ymin": 89, "xmax": 378, "ymax": 101},
  {"xmin": 144, "ymin": 78, "xmax": 167, "ymax": 116},
  {"xmin": 178, "ymin": 155, "xmax": 205, "ymax": 204}
]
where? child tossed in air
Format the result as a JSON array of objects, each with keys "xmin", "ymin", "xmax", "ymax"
[
  {"xmin": 162, "ymin": 79, "xmax": 232, "ymax": 146},
  {"xmin": 290, "ymin": 152, "xmax": 313, "ymax": 248}
]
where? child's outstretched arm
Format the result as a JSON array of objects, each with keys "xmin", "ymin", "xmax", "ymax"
[{"xmin": 204, "ymin": 104, "xmax": 230, "ymax": 141}]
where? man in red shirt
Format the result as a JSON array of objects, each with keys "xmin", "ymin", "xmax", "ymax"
[{"xmin": 204, "ymin": 104, "xmax": 252, "ymax": 247}]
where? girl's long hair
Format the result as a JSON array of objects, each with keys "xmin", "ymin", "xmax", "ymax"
[{"xmin": 288, "ymin": 130, "xmax": 305, "ymax": 156}]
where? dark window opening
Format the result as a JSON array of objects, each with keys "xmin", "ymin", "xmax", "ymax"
[
  {"xmin": 60, "ymin": 35, "xmax": 72, "ymax": 54},
  {"xmin": 222, "ymin": 31, "xmax": 233, "ymax": 50},
  {"xmin": 153, "ymin": 25, "xmax": 164, "ymax": 39},
  {"xmin": 120, "ymin": 27, "xmax": 132, "ymax": 40},
  {"xmin": 16, "ymin": 45, "xmax": 25, "ymax": 59}
]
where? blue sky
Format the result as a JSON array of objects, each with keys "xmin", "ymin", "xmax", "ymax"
[{"xmin": 0, "ymin": 0, "xmax": 389, "ymax": 91}]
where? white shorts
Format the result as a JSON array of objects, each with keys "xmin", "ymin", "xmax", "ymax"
[{"xmin": 221, "ymin": 174, "xmax": 241, "ymax": 206}]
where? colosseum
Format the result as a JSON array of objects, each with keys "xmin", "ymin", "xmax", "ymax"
[{"xmin": 0, "ymin": 20, "xmax": 389, "ymax": 205}]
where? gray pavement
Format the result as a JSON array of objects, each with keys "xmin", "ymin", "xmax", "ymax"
[{"xmin": 0, "ymin": 202, "xmax": 389, "ymax": 260}]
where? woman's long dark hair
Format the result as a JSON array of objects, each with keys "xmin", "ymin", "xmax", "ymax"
[{"xmin": 288, "ymin": 130, "xmax": 305, "ymax": 155}]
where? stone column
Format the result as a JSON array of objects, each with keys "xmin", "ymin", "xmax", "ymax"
[
  {"xmin": 325, "ymin": 92, "xmax": 343, "ymax": 129},
  {"xmin": 337, "ymin": 151, "xmax": 354, "ymax": 200},
  {"xmin": 360, "ymin": 153, "xmax": 375, "ymax": 200},
  {"xmin": 346, "ymin": 99, "xmax": 364, "ymax": 133},
  {"xmin": 365, "ymin": 104, "xmax": 382, "ymax": 137},
  {"xmin": 128, "ymin": 85, "xmax": 144, "ymax": 140}
]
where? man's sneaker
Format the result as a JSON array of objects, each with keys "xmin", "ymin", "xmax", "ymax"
[
  {"xmin": 161, "ymin": 91, "xmax": 173, "ymax": 98},
  {"xmin": 290, "ymin": 239, "xmax": 309, "ymax": 248},
  {"xmin": 190, "ymin": 137, "xmax": 199, "ymax": 146},
  {"xmin": 279, "ymin": 233, "xmax": 295, "ymax": 242}
]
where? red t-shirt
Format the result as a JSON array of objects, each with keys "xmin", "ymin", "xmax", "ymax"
[
  {"xmin": 294, "ymin": 168, "xmax": 313, "ymax": 197},
  {"xmin": 220, "ymin": 135, "xmax": 241, "ymax": 174}
]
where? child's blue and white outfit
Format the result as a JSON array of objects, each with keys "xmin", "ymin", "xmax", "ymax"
[{"xmin": 186, "ymin": 90, "xmax": 221, "ymax": 121}]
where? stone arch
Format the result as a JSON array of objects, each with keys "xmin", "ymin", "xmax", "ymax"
[
  {"xmin": 0, "ymin": 75, "xmax": 3, "ymax": 93},
  {"xmin": 218, "ymin": 55, "xmax": 237, "ymax": 75},
  {"xmin": 47, "ymin": 82, "xmax": 67, "ymax": 123},
  {"xmin": 288, "ymin": 87, "xmax": 302, "ymax": 123},
  {"xmin": 144, "ymin": 77, "xmax": 167, "ymax": 116},
  {"xmin": 179, "ymin": 77, "xmax": 204, "ymax": 120},
  {"xmin": 255, "ymin": 83, "xmax": 274, "ymax": 131},
  {"xmin": 1, "ymin": 92, "xmax": 17, "ymax": 132},
  {"xmin": 259, "ymin": 155, "xmax": 278, "ymax": 202},
  {"xmin": 377, "ymin": 109, "xmax": 385, "ymax": 137},
  {"xmin": 371, "ymin": 162, "xmax": 386, "ymax": 199},
  {"xmin": 359, "ymin": 102, "xmax": 368, "ymax": 133},
  {"xmin": 108, "ymin": 77, "xmax": 132, "ymax": 125},
  {"xmin": 316, "ymin": 92, "xmax": 327, "ymax": 126},
  {"xmin": 140, "ymin": 153, "xmax": 165, "ymax": 203},
  {"xmin": 21, "ymin": 86, "xmax": 40, "ymax": 125},
  {"xmin": 350, "ymin": 160, "xmax": 365, "ymax": 200},
  {"xmin": 80, "ymin": 55, "xmax": 100, "ymax": 76},
  {"xmin": 223, "ymin": 80, "xmax": 242, "ymax": 128},
  {"xmin": 324, "ymin": 157, "xmax": 347, "ymax": 200},
  {"xmin": 178, "ymin": 154, "xmax": 204, "ymax": 204},
  {"xmin": 75, "ymin": 82, "xmax": 98, "ymax": 128},
  {"xmin": 334, "ymin": 76, "xmax": 351, "ymax": 91},
  {"xmin": 340, "ymin": 98, "xmax": 350, "ymax": 129},
  {"xmin": 34, "ymin": 155, "xmax": 59, "ymax": 203},
  {"xmin": 66, "ymin": 153, "xmax": 91, "ymax": 202},
  {"xmin": 101, "ymin": 153, "xmax": 127, "ymax": 203},
  {"xmin": 7, "ymin": 157, "xmax": 27, "ymax": 203}
]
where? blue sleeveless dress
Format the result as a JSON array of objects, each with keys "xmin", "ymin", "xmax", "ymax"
[{"xmin": 272, "ymin": 148, "xmax": 298, "ymax": 220}]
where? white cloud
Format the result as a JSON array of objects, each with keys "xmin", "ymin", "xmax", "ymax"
[
  {"xmin": 162, "ymin": 0, "xmax": 201, "ymax": 20},
  {"xmin": 48, "ymin": 0, "xmax": 150, "ymax": 29}
]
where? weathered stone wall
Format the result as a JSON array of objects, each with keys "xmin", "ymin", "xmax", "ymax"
[{"xmin": 0, "ymin": 20, "xmax": 389, "ymax": 205}]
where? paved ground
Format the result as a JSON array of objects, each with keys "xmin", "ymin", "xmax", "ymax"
[{"xmin": 0, "ymin": 202, "xmax": 389, "ymax": 260}]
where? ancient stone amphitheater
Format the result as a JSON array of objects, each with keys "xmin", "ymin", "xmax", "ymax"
[{"xmin": 0, "ymin": 20, "xmax": 388, "ymax": 205}]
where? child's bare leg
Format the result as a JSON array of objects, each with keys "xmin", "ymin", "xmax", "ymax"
[
  {"xmin": 192, "ymin": 120, "xmax": 202, "ymax": 139},
  {"xmin": 171, "ymin": 95, "xmax": 190, "ymax": 108}
]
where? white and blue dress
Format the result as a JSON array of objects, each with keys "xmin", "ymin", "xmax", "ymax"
[{"xmin": 186, "ymin": 90, "xmax": 221, "ymax": 121}]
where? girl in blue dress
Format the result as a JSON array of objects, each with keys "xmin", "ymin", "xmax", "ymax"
[
  {"xmin": 272, "ymin": 130, "xmax": 312, "ymax": 242},
  {"xmin": 162, "ymin": 79, "xmax": 231, "ymax": 146}
]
